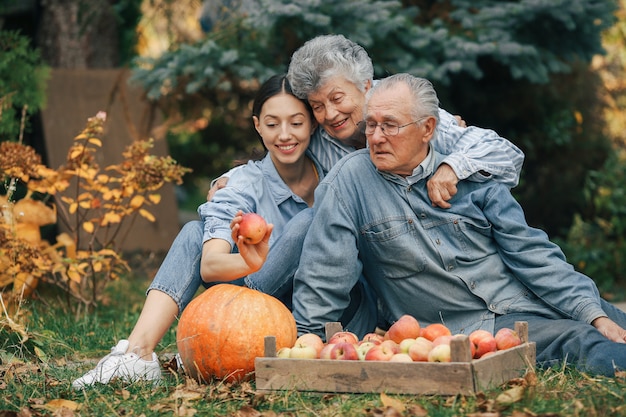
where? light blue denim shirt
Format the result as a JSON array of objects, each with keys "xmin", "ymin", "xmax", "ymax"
[
  {"xmin": 198, "ymin": 153, "xmax": 323, "ymax": 249},
  {"xmin": 216, "ymin": 107, "xmax": 524, "ymax": 188},
  {"xmin": 292, "ymin": 147, "xmax": 605, "ymax": 337}
]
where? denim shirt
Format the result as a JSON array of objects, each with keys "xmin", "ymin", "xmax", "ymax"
[
  {"xmin": 222, "ymin": 107, "xmax": 524, "ymax": 188},
  {"xmin": 292, "ymin": 148, "xmax": 605, "ymax": 337},
  {"xmin": 198, "ymin": 153, "xmax": 323, "ymax": 249}
]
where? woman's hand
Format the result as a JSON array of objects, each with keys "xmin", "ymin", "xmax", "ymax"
[{"xmin": 231, "ymin": 211, "xmax": 274, "ymax": 272}]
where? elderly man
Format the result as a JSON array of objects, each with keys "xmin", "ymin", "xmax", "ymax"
[{"xmin": 292, "ymin": 73, "xmax": 626, "ymax": 376}]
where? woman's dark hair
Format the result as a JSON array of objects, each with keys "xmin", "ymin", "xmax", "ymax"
[
  {"xmin": 252, "ymin": 73, "xmax": 313, "ymax": 120},
  {"xmin": 234, "ymin": 74, "xmax": 314, "ymax": 164}
]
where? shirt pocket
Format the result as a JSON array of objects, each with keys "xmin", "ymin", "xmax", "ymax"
[{"xmin": 360, "ymin": 217, "xmax": 427, "ymax": 278}]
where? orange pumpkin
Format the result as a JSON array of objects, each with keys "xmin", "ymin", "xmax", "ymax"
[{"xmin": 176, "ymin": 283, "xmax": 297, "ymax": 383}]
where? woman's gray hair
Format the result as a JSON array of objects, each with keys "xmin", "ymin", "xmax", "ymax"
[
  {"xmin": 287, "ymin": 34, "xmax": 374, "ymax": 100},
  {"xmin": 365, "ymin": 73, "xmax": 440, "ymax": 124}
]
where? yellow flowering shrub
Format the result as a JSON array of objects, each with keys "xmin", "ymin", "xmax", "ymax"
[{"xmin": 1, "ymin": 111, "xmax": 191, "ymax": 312}]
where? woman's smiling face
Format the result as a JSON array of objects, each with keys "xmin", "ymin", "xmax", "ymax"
[{"xmin": 306, "ymin": 76, "xmax": 370, "ymax": 143}]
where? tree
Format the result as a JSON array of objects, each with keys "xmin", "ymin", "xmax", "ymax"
[{"xmin": 129, "ymin": 0, "xmax": 617, "ymax": 236}]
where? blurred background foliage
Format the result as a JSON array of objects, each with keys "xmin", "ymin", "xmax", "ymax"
[{"xmin": 2, "ymin": 0, "xmax": 626, "ymax": 297}]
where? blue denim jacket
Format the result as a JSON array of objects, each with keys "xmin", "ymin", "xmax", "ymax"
[
  {"xmin": 292, "ymin": 148, "xmax": 605, "ymax": 337},
  {"xmin": 198, "ymin": 153, "xmax": 323, "ymax": 249}
]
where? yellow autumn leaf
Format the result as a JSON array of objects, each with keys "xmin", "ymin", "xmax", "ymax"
[
  {"xmin": 70, "ymin": 147, "xmax": 85, "ymax": 159},
  {"xmin": 79, "ymin": 200, "xmax": 92, "ymax": 209},
  {"xmin": 130, "ymin": 195, "xmax": 145, "ymax": 209},
  {"xmin": 148, "ymin": 193, "xmax": 161, "ymax": 204},
  {"xmin": 139, "ymin": 208, "xmax": 156, "ymax": 222},
  {"xmin": 97, "ymin": 174, "xmax": 109, "ymax": 183},
  {"xmin": 88, "ymin": 137, "xmax": 102, "ymax": 147},
  {"xmin": 66, "ymin": 267, "xmax": 82, "ymax": 283},
  {"xmin": 44, "ymin": 399, "xmax": 80, "ymax": 411},
  {"xmin": 101, "ymin": 211, "xmax": 122, "ymax": 225},
  {"xmin": 69, "ymin": 202, "xmax": 78, "ymax": 214},
  {"xmin": 74, "ymin": 133, "xmax": 88, "ymax": 141},
  {"xmin": 82, "ymin": 221, "xmax": 94, "ymax": 233},
  {"xmin": 93, "ymin": 261, "xmax": 103, "ymax": 272},
  {"xmin": 380, "ymin": 392, "xmax": 406, "ymax": 412},
  {"xmin": 496, "ymin": 385, "xmax": 525, "ymax": 406}
]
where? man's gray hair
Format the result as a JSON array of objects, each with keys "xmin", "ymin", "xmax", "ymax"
[
  {"xmin": 365, "ymin": 73, "xmax": 440, "ymax": 124},
  {"xmin": 287, "ymin": 34, "xmax": 374, "ymax": 100}
]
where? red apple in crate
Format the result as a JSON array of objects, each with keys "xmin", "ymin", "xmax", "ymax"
[
  {"xmin": 294, "ymin": 333, "xmax": 325, "ymax": 358},
  {"xmin": 421, "ymin": 323, "xmax": 452, "ymax": 342},
  {"xmin": 364, "ymin": 343, "xmax": 396, "ymax": 361},
  {"xmin": 328, "ymin": 331, "xmax": 359, "ymax": 345},
  {"xmin": 361, "ymin": 332, "xmax": 384, "ymax": 345},
  {"xmin": 380, "ymin": 339, "xmax": 400, "ymax": 354},
  {"xmin": 385, "ymin": 314, "xmax": 421, "ymax": 343},
  {"xmin": 469, "ymin": 329, "xmax": 497, "ymax": 359},
  {"xmin": 319, "ymin": 343, "xmax": 336, "ymax": 359},
  {"xmin": 428, "ymin": 344, "xmax": 451, "ymax": 362},
  {"xmin": 408, "ymin": 337, "xmax": 434, "ymax": 362},
  {"xmin": 356, "ymin": 341, "xmax": 377, "ymax": 360},
  {"xmin": 432, "ymin": 335, "xmax": 453, "ymax": 347},
  {"xmin": 495, "ymin": 328, "xmax": 522, "ymax": 350},
  {"xmin": 390, "ymin": 353, "xmax": 414, "ymax": 362},
  {"xmin": 176, "ymin": 284, "xmax": 296, "ymax": 382},
  {"xmin": 238, "ymin": 213, "xmax": 268, "ymax": 244},
  {"xmin": 330, "ymin": 342, "xmax": 359, "ymax": 360}
]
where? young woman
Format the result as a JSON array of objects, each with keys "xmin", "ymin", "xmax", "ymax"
[{"xmin": 72, "ymin": 74, "xmax": 326, "ymax": 388}]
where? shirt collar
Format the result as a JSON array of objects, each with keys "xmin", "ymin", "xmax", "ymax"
[{"xmin": 406, "ymin": 144, "xmax": 436, "ymax": 185}]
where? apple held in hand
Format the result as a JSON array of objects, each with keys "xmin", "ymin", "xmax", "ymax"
[
  {"xmin": 495, "ymin": 327, "xmax": 522, "ymax": 350},
  {"xmin": 238, "ymin": 213, "xmax": 268, "ymax": 244},
  {"xmin": 385, "ymin": 314, "xmax": 421, "ymax": 343}
]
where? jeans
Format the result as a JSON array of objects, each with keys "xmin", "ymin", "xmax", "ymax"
[
  {"xmin": 148, "ymin": 213, "xmax": 378, "ymax": 336},
  {"xmin": 495, "ymin": 299, "xmax": 626, "ymax": 377}
]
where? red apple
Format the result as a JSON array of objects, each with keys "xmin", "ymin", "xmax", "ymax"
[
  {"xmin": 238, "ymin": 213, "xmax": 268, "ymax": 244},
  {"xmin": 432, "ymin": 335, "xmax": 453, "ymax": 347},
  {"xmin": 361, "ymin": 332, "xmax": 384, "ymax": 345},
  {"xmin": 420, "ymin": 323, "xmax": 452, "ymax": 342},
  {"xmin": 319, "ymin": 343, "xmax": 336, "ymax": 360},
  {"xmin": 389, "ymin": 353, "xmax": 414, "ymax": 362},
  {"xmin": 356, "ymin": 341, "xmax": 377, "ymax": 360},
  {"xmin": 294, "ymin": 333, "xmax": 325, "ymax": 358},
  {"xmin": 330, "ymin": 342, "xmax": 359, "ymax": 360},
  {"xmin": 495, "ymin": 328, "xmax": 522, "ymax": 350},
  {"xmin": 385, "ymin": 314, "xmax": 421, "ymax": 343},
  {"xmin": 364, "ymin": 344, "xmax": 396, "ymax": 361},
  {"xmin": 380, "ymin": 339, "xmax": 400, "ymax": 354},
  {"xmin": 408, "ymin": 337, "xmax": 433, "ymax": 362},
  {"xmin": 469, "ymin": 329, "xmax": 497, "ymax": 359},
  {"xmin": 428, "ymin": 344, "xmax": 451, "ymax": 362},
  {"xmin": 328, "ymin": 331, "xmax": 359, "ymax": 345}
]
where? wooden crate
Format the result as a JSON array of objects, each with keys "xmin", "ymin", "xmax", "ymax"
[{"xmin": 255, "ymin": 321, "xmax": 536, "ymax": 395}]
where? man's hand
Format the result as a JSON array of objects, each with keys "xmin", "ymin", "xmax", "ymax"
[
  {"xmin": 207, "ymin": 177, "xmax": 229, "ymax": 201},
  {"xmin": 427, "ymin": 163, "xmax": 458, "ymax": 209},
  {"xmin": 454, "ymin": 115, "xmax": 467, "ymax": 128},
  {"xmin": 592, "ymin": 316, "xmax": 626, "ymax": 343}
]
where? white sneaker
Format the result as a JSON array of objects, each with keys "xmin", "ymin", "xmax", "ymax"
[{"xmin": 72, "ymin": 340, "xmax": 162, "ymax": 389}]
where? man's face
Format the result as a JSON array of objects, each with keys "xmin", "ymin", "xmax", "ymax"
[
  {"xmin": 307, "ymin": 76, "xmax": 370, "ymax": 143},
  {"xmin": 365, "ymin": 83, "xmax": 434, "ymax": 176}
]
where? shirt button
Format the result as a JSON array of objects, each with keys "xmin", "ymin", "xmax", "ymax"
[
  {"xmin": 421, "ymin": 213, "xmax": 426, "ymax": 219},
  {"xmin": 407, "ymin": 186, "xmax": 412, "ymax": 192},
  {"xmin": 435, "ymin": 239, "xmax": 441, "ymax": 245},
  {"xmin": 408, "ymin": 219, "xmax": 413, "ymax": 224},
  {"xmin": 453, "ymin": 220, "xmax": 459, "ymax": 224},
  {"xmin": 447, "ymin": 265, "xmax": 454, "ymax": 271},
  {"xmin": 489, "ymin": 304, "xmax": 496, "ymax": 310},
  {"xmin": 470, "ymin": 282, "xmax": 476, "ymax": 289}
]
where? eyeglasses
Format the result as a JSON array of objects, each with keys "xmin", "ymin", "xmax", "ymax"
[{"xmin": 363, "ymin": 117, "xmax": 428, "ymax": 136}]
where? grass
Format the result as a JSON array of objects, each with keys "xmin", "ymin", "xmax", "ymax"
[{"xmin": 2, "ymin": 260, "xmax": 626, "ymax": 416}]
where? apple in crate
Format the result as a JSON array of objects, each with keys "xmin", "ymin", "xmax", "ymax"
[
  {"xmin": 328, "ymin": 331, "xmax": 359, "ymax": 345},
  {"xmin": 428, "ymin": 344, "xmax": 451, "ymax": 362},
  {"xmin": 408, "ymin": 337, "xmax": 433, "ymax": 362},
  {"xmin": 469, "ymin": 329, "xmax": 497, "ymax": 359},
  {"xmin": 385, "ymin": 314, "xmax": 421, "ymax": 343},
  {"xmin": 495, "ymin": 328, "xmax": 522, "ymax": 350},
  {"xmin": 420, "ymin": 323, "xmax": 452, "ymax": 342},
  {"xmin": 293, "ymin": 333, "xmax": 325, "ymax": 358},
  {"xmin": 330, "ymin": 342, "xmax": 359, "ymax": 360}
]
